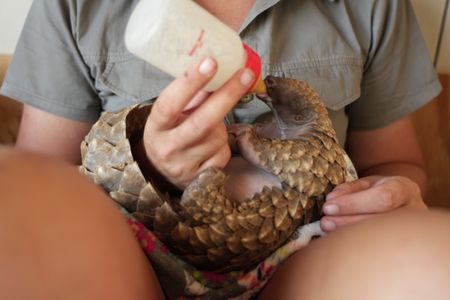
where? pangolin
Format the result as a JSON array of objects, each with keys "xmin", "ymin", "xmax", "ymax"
[{"xmin": 79, "ymin": 76, "xmax": 352, "ymax": 272}]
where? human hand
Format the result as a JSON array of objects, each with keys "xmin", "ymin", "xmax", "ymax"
[
  {"xmin": 142, "ymin": 57, "xmax": 256, "ymax": 189},
  {"xmin": 320, "ymin": 176, "xmax": 428, "ymax": 232}
]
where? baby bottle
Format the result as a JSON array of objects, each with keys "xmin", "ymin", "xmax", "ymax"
[{"xmin": 124, "ymin": 0, "xmax": 266, "ymax": 94}]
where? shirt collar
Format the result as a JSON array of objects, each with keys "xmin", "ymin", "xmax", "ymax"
[
  {"xmin": 239, "ymin": 0, "xmax": 338, "ymax": 33},
  {"xmin": 239, "ymin": 0, "xmax": 280, "ymax": 33}
]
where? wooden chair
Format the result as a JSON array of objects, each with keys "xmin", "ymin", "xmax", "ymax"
[
  {"xmin": 412, "ymin": 75, "xmax": 450, "ymax": 208},
  {"xmin": 0, "ymin": 55, "xmax": 22, "ymax": 145}
]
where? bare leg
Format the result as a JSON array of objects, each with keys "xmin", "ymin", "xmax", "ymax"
[
  {"xmin": 259, "ymin": 208, "xmax": 450, "ymax": 300},
  {"xmin": 0, "ymin": 147, "xmax": 164, "ymax": 300}
]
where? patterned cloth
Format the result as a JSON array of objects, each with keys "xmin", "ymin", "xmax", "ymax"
[{"xmin": 121, "ymin": 206, "xmax": 324, "ymax": 300}]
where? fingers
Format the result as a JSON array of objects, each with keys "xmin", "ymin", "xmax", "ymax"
[
  {"xmin": 198, "ymin": 142, "xmax": 231, "ymax": 172},
  {"xmin": 150, "ymin": 57, "xmax": 217, "ymax": 130},
  {"xmin": 157, "ymin": 138, "xmax": 230, "ymax": 189},
  {"xmin": 325, "ymin": 177, "xmax": 374, "ymax": 200},
  {"xmin": 183, "ymin": 90, "xmax": 211, "ymax": 112},
  {"xmin": 321, "ymin": 176, "xmax": 427, "ymax": 232},
  {"xmin": 145, "ymin": 123, "xmax": 230, "ymax": 189},
  {"xmin": 323, "ymin": 180, "xmax": 401, "ymax": 216},
  {"xmin": 321, "ymin": 214, "xmax": 374, "ymax": 232},
  {"xmin": 177, "ymin": 68, "xmax": 255, "ymax": 139},
  {"xmin": 142, "ymin": 56, "xmax": 256, "ymax": 189}
]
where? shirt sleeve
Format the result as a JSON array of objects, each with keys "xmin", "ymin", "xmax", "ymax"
[
  {"xmin": 0, "ymin": 0, "xmax": 101, "ymax": 121},
  {"xmin": 346, "ymin": 0, "xmax": 442, "ymax": 131}
]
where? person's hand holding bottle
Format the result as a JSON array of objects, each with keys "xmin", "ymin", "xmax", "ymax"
[{"xmin": 141, "ymin": 57, "xmax": 256, "ymax": 190}]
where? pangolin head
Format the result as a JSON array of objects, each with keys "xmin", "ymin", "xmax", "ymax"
[
  {"xmin": 265, "ymin": 75, "xmax": 324, "ymax": 113},
  {"xmin": 258, "ymin": 76, "xmax": 329, "ymax": 133}
]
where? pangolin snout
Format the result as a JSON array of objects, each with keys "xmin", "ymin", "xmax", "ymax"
[
  {"xmin": 263, "ymin": 75, "xmax": 281, "ymax": 102},
  {"xmin": 264, "ymin": 75, "xmax": 278, "ymax": 89}
]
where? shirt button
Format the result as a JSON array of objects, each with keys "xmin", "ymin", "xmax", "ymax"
[{"xmin": 239, "ymin": 94, "xmax": 254, "ymax": 103}]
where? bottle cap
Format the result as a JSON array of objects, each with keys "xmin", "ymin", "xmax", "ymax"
[{"xmin": 243, "ymin": 44, "xmax": 267, "ymax": 94}]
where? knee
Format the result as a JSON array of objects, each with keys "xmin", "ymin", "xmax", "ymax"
[
  {"xmin": 317, "ymin": 209, "xmax": 450, "ymax": 298},
  {"xmin": 323, "ymin": 209, "xmax": 450, "ymax": 271},
  {"xmin": 0, "ymin": 147, "xmax": 107, "ymax": 210},
  {"xmin": 329, "ymin": 209, "xmax": 450, "ymax": 253},
  {"xmin": 261, "ymin": 210, "xmax": 450, "ymax": 300},
  {"xmin": 0, "ymin": 147, "xmax": 164, "ymax": 299}
]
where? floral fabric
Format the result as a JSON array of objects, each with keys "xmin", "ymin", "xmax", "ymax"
[{"xmin": 121, "ymin": 207, "xmax": 324, "ymax": 300}]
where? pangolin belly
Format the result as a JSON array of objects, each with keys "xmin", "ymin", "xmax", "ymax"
[{"xmin": 80, "ymin": 76, "xmax": 349, "ymax": 272}]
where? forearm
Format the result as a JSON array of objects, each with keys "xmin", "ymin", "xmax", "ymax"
[{"xmin": 346, "ymin": 117, "xmax": 427, "ymax": 196}]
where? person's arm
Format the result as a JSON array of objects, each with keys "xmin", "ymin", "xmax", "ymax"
[
  {"xmin": 1, "ymin": 1, "xmax": 101, "ymax": 165},
  {"xmin": 346, "ymin": 115, "xmax": 426, "ymax": 191},
  {"xmin": 15, "ymin": 105, "xmax": 93, "ymax": 164},
  {"xmin": 320, "ymin": 115, "xmax": 428, "ymax": 232}
]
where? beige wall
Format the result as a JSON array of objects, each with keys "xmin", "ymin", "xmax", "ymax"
[
  {"xmin": 411, "ymin": 0, "xmax": 450, "ymax": 73},
  {"xmin": 0, "ymin": 0, "xmax": 449, "ymax": 72},
  {"xmin": 0, "ymin": 0, "xmax": 33, "ymax": 54}
]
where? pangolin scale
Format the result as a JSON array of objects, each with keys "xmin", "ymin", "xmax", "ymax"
[{"xmin": 79, "ymin": 76, "xmax": 349, "ymax": 272}]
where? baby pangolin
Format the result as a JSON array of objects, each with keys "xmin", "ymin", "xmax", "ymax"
[{"xmin": 80, "ymin": 76, "xmax": 348, "ymax": 272}]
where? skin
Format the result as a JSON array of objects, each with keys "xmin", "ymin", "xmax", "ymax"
[
  {"xmin": 320, "ymin": 117, "xmax": 428, "ymax": 231},
  {"xmin": 16, "ymin": 105, "xmax": 93, "ymax": 164},
  {"xmin": 140, "ymin": 57, "xmax": 256, "ymax": 189},
  {"xmin": 258, "ymin": 208, "xmax": 450, "ymax": 300},
  {"xmin": 0, "ymin": 148, "xmax": 165, "ymax": 300},
  {"xmin": 11, "ymin": 0, "xmax": 434, "ymax": 298}
]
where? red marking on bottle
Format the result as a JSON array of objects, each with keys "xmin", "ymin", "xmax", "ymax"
[{"xmin": 188, "ymin": 29, "xmax": 205, "ymax": 56}]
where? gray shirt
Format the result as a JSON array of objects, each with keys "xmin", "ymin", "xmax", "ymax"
[{"xmin": 1, "ymin": 0, "xmax": 442, "ymax": 146}]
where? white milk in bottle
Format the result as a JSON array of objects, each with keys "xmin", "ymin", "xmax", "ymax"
[{"xmin": 125, "ymin": 0, "xmax": 266, "ymax": 93}]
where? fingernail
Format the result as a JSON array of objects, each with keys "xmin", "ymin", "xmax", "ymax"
[
  {"xmin": 198, "ymin": 57, "xmax": 215, "ymax": 75},
  {"xmin": 321, "ymin": 220, "xmax": 336, "ymax": 231},
  {"xmin": 323, "ymin": 204, "xmax": 339, "ymax": 215},
  {"xmin": 240, "ymin": 69, "xmax": 255, "ymax": 86}
]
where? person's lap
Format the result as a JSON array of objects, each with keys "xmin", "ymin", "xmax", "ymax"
[{"xmin": 1, "ymin": 147, "xmax": 449, "ymax": 300}]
